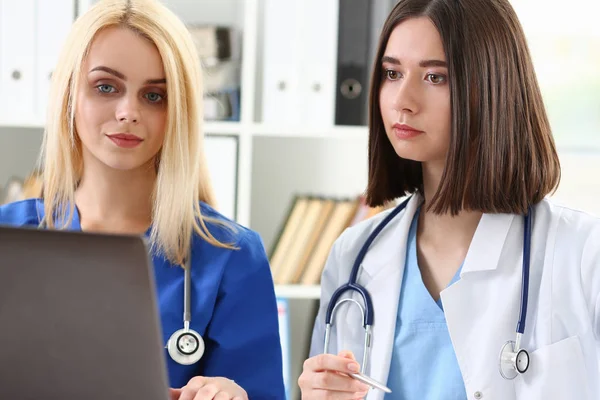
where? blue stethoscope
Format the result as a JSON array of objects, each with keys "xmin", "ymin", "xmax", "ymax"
[{"xmin": 323, "ymin": 196, "xmax": 532, "ymax": 382}]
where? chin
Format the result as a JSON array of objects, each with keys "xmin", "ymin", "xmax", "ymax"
[
  {"xmin": 101, "ymin": 156, "xmax": 155, "ymax": 172},
  {"xmin": 389, "ymin": 142, "xmax": 430, "ymax": 162},
  {"xmin": 388, "ymin": 136, "xmax": 446, "ymax": 164}
]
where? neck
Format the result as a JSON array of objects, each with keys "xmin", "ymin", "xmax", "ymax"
[
  {"xmin": 74, "ymin": 157, "xmax": 156, "ymax": 235},
  {"xmin": 418, "ymin": 161, "xmax": 482, "ymax": 252}
]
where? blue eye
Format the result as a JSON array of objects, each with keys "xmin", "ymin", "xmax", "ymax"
[
  {"xmin": 145, "ymin": 92, "xmax": 164, "ymax": 103},
  {"xmin": 96, "ymin": 84, "xmax": 115, "ymax": 93}
]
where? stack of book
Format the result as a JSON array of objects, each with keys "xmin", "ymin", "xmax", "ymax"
[{"xmin": 269, "ymin": 195, "xmax": 392, "ymax": 285}]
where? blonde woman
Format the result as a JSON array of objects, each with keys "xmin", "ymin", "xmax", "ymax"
[{"xmin": 0, "ymin": 0, "xmax": 284, "ymax": 399}]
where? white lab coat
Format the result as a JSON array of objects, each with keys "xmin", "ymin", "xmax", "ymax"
[{"xmin": 309, "ymin": 194, "xmax": 600, "ymax": 400}]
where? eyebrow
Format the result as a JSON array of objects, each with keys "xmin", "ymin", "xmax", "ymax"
[
  {"xmin": 89, "ymin": 66, "xmax": 166, "ymax": 84},
  {"xmin": 381, "ymin": 56, "xmax": 447, "ymax": 68}
]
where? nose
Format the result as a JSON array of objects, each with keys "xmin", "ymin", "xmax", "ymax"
[
  {"xmin": 115, "ymin": 94, "xmax": 141, "ymax": 124},
  {"xmin": 392, "ymin": 77, "xmax": 420, "ymax": 114}
]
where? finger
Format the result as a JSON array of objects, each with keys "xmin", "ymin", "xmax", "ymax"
[
  {"xmin": 180, "ymin": 383, "xmax": 208, "ymax": 400},
  {"xmin": 337, "ymin": 350, "xmax": 356, "ymax": 361},
  {"xmin": 192, "ymin": 383, "xmax": 220, "ymax": 400},
  {"xmin": 178, "ymin": 387, "xmax": 197, "ymax": 400},
  {"xmin": 311, "ymin": 389, "xmax": 370, "ymax": 400},
  {"xmin": 304, "ymin": 353, "xmax": 361, "ymax": 374},
  {"xmin": 213, "ymin": 392, "xmax": 231, "ymax": 400},
  {"xmin": 169, "ymin": 388, "xmax": 183, "ymax": 400},
  {"xmin": 313, "ymin": 371, "xmax": 371, "ymax": 393}
]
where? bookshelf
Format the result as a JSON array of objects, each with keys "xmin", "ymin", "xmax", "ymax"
[{"xmin": 275, "ymin": 284, "xmax": 321, "ymax": 300}]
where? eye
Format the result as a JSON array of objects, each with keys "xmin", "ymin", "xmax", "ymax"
[
  {"xmin": 385, "ymin": 69, "xmax": 401, "ymax": 81},
  {"xmin": 426, "ymin": 73, "xmax": 446, "ymax": 84},
  {"xmin": 96, "ymin": 84, "xmax": 116, "ymax": 94},
  {"xmin": 145, "ymin": 92, "xmax": 164, "ymax": 103}
]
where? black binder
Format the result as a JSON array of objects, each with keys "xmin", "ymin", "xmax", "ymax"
[{"xmin": 334, "ymin": 0, "xmax": 372, "ymax": 126}]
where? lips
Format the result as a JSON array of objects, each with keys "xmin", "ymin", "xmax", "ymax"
[
  {"xmin": 107, "ymin": 133, "xmax": 142, "ymax": 141},
  {"xmin": 392, "ymin": 123, "xmax": 424, "ymax": 140},
  {"xmin": 106, "ymin": 133, "xmax": 143, "ymax": 148}
]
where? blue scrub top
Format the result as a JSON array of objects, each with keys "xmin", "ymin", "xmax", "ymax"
[
  {"xmin": 0, "ymin": 199, "xmax": 286, "ymax": 399},
  {"xmin": 385, "ymin": 207, "xmax": 467, "ymax": 399}
]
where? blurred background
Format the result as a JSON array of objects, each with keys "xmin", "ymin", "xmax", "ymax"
[{"xmin": 0, "ymin": 1, "xmax": 598, "ymax": 398}]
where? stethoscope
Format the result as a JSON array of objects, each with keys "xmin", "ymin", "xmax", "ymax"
[
  {"xmin": 165, "ymin": 256, "xmax": 205, "ymax": 365},
  {"xmin": 323, "ymin": 196, "xmax": 532, "ymax": 381}
]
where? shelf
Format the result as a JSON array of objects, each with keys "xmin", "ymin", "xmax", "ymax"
[
  {"xmin": 0, "ymin": 120, "xmax": 44, "ymax": 130},
  {"xmin": 203, "ymin": 121, "xmax": 243, "ymax": 135},
  {"xmin": 275, "ymin": 284, "xmax": 321, "ymax": 299},
  {"xmin": 251, "ymin": 124, "xmax": 368, "ymax": 139}
]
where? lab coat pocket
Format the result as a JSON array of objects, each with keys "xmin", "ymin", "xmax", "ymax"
[{"xmin": 514, "ymin": 335, "xmax": 591, "ymax": 400}]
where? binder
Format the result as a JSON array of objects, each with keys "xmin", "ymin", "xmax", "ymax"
[
  {"xmin": 289, "ymin": 198, "xmax": 336, "ymax": 283},
  {"xmin": 296, "ymin": 0, "xmax": 338, "ymax": 127},
  {"xmin": 269, "ymin": 196, "xmax": 310, "ymax": 280},
  {"xmin": 300, "ymin": 198, "xmax": 359, "ymax": 285},
  {"xmin": 261, "ymin": 0, "xmax": 301, "ymax": 124},
  {"xmin": 36, "ymin": 0, "xmax": 74, "ymax": 124},
  {"xmin": 334, "ymin": 0, "xmax": 372, "ymax": 126},
  {"xmin": 0, "ymin": 0, "xmax": 36, "ymax": 125},
  {"xmin": 261, "ymin": 0, "xmax": 338, "ymax": 126}
]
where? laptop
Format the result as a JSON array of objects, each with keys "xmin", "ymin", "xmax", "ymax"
[{"xmin": 0, "ymin": 225, "xmax": 170, "ymax": 400}]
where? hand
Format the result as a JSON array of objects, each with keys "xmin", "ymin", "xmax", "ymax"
[
  {"xmin": 169, "ymin": 376, "xmax": 248, "ymax": 400},
  {"xmin": 298, "ymin": 350, "xmax": 370, "ymax": 399}
]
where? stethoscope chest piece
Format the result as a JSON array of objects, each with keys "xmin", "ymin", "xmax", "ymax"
[
  {"xmin": 166, "ymin": 328, "xmax": 205, "ymax": 365},
  {"xmin": 499, "ymin": 340, "xmax": 530, "ymax": 380}
]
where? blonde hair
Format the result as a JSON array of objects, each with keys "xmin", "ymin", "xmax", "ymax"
[{"xmin": 40, "ymin": 0, "xmax": 236, "ymax": 265}]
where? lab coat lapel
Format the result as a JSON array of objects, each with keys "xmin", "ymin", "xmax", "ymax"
[
  {"xmin": 459, "ymin": 212, "xmax": 516, "ymax": 275},
  {"xmin": 441, "ymin": 212, "xmax": 521, "ymax": 398},
  {"xmin": 357, "ymin": 195, "xmax": 422, "ymax": 400}
]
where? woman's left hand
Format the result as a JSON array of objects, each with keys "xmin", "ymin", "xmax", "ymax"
[{"xmin": 169, "ymin": 376, "xmax": 248, "ymax": 400}]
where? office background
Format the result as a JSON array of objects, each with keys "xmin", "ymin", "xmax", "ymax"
[{"xmin": 0, "ymin": 0, "xmax": 599, "ymax": 399}]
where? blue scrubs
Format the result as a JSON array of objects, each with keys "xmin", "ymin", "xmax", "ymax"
[
  {"xmin": 0, "ymin": 199, "xmax": 286, "ymax": 399},
  {"xmin": 385, "ymin": 207, "xmax": 467, "ymax": 399}
]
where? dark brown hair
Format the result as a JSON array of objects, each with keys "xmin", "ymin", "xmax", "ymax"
[{"xmin": 366, "ymin": 0, "xmax": 560, "ymax": 215}]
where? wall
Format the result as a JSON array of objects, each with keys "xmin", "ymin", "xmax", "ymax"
[{"xmin": 0, "ymin": 128, "xmax": 43, "ymax": 185}]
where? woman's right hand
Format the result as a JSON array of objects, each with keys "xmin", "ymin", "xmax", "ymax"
[{"xmin": 298, "ymin": 350, "xmax": 371, "ymax": 399}]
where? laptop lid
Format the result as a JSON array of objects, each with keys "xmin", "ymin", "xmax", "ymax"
[{"xmin": 0, "ymin": 225, "xmax": 170, "ymax": 400}]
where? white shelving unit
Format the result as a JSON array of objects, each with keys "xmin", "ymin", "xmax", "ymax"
[{"xmin": 275, "ymin": 284, "xmax": 321, "ymax": 300}]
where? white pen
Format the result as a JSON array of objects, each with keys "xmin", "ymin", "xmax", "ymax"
[{"xmin": 349, "ymin": 372, "xmax": 392, "ymax": 393}]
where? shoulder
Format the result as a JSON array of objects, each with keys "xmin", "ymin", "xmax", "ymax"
[
  {"xmin": 534, "ymin": 198, "xmax": 600, "ymax": 245},
  {"xmin": 193, "ymin": 202, "xmax": 268, "ymax": 280},
  {"xmin": 198, "ymin": 201, "xmax": 263, "ymax": 250},
  {"xmin": 192, "ymin": 202, "xmax": 273, "ymax": 296},
  {"xmin": 0, "ymin": 198, "xmax": 44, "ymax": 227},
  {"xmin": 333, "ymin": 204, "xmax": 408, "ymax": 255},
  {"xmin": 533, "ymin": 198, "xmax": 600, "ymax": 283}
]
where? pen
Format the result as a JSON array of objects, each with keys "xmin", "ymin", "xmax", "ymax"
[{"xmin": 349, "ymin": 372, "xmax": 392, "ymax": 393}]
